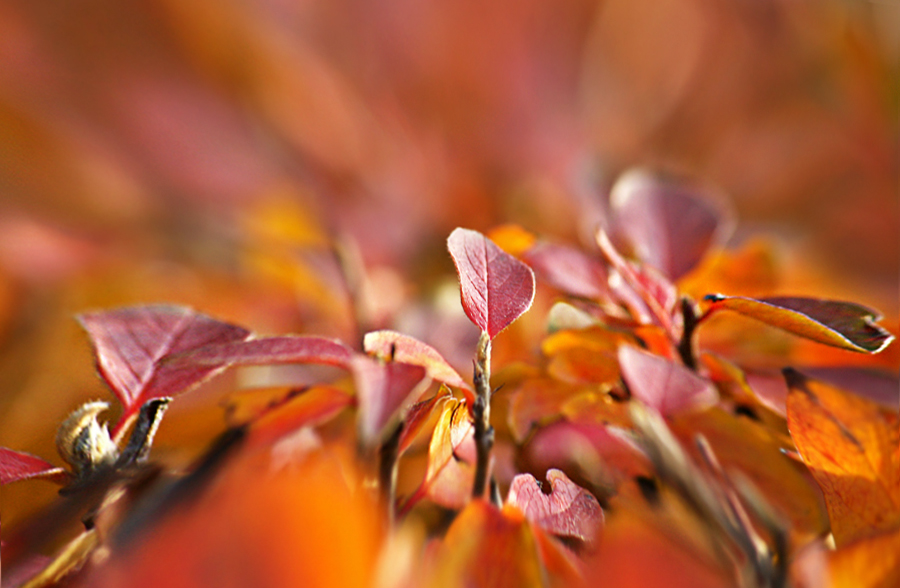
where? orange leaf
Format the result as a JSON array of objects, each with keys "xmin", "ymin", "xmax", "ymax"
[
  {"xmin": 785, "ymin": 369, "xmax": 900, "ymax": 546},
  {"xmin": 828, "ymin": 526, "xmax": 900, "ymax": 588},
  {"xmin": 412, "ymin": 398, "xmax": 476, "ymax": 511}
]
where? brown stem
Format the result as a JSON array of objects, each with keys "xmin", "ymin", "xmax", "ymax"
[
  {"xmin": 677, "ymin": 296, "xmax": 700, "ymax": 370},
  {"xmin": 471, "ymin": 332, "xmax": 493, "ymax": 499},
  {"xmin": 378, "ymin": 420, "xmax": 404, "ymax": 523}
]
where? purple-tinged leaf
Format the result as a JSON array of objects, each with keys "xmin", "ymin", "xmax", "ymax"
[
  {"xmin": 507, "ymin": 468, "xmax": 604, "ymax": 542},
  {"xmin": 351, "ymin": 356, "xmax": 430, "ymax": 446},
  {"xmin": 169, "ymin": 335, "xmax": 354, "ymax": 369},
  {"xmin": 364, "ymin": 330, "xmax": 468, "ymax": 391},
  {"xmin": 609, "ymin": 170, "xmax": 732, "ymax": 281},
  {"xmin": 447, "ymin": 228, "xmax": 535, "ymax": 339},
  {"xmin": 618, "ymin": 345, "xmax": 718, "ymax": 415},
  {"xmin": 704, "ymin": 295, "xmax": 895, "ymax": 354},
  {"xmin": 524, "ymin": 241, "xmax": 608, "ymax": 300},
  {"xmin": 78, "ymin": 305, "xmax": 252, "ymax": 433},
  {"xmin": 0, "ymin": 447, "xmax": 68, "ymax": 485}
]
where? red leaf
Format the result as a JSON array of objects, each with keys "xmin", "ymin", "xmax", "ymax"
[
  {"xmin": 506, "ymin": 468, "xmax": 604, "ymax": 542},
  {"xmin": 609, "ymin": 170, "xmax": 731, "ymax": 281},
  {"xmin": 363, "ymin": 330, "xmax": 468, "ymax": 390},
  {"xmin": 169, "ymin": 335, "xmax": 354, "ymax": 369},
  {"xmin": 524, "ymin": 241, "xmax": 608, "ymax": 300},
  {"xmin": 705, "ymin": 295, "xmax": 894, "ymax": 354},
  {"xmin": 618, "ymin": 345, "xmax": 718, "ymax": 415},
  {"xmin": 447, "ymin": 228, "xmax": 535, "ymax": 339},
  {"xmin": 351, "ymin": 356, "xmax": 429, "ymax": 446},
  {"xmin": 78, "ymin": 305, "xmax": 252, "ymax": 433},
  {"xmin": 0, "ymin": 447, "xmax": 67, "ymax": 485}
]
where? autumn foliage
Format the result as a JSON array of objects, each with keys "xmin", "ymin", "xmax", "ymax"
[{"xmin": 1, "ymin": 2, "xmax": 898, "ymax": 588}]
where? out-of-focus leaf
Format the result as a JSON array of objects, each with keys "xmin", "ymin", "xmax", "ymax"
[
  {"xmin": 670, "ymin": 408, "xmax": 829, "ymax": 538},
  {"xmin": 828, "ymin": 526, "xmax": 900, "ymax": 588},
  {"xmin": 525, "ymin": 241, "xmax": 608, "ymax": 300},
  {"xmin": 507, "ymin": 377, "xmax": 581, "ymax": 442},
  {"xmin": 0, "ymin": 447, "xmax": 68, "ymax": 486},
  {"xmin": 609, "ymin": 170, "xmax": 731, "ymax": 281},
  {"xmin": 170, "ymin": 335, "xmax": 354, "ymax": 369},
  {"xmin": 78, "ymin": 305, "xmax": 253, "ymax": 435},
  {"xmin": 364, "ymin": 330, "xmax": 468, "ymax": 391},
  {"xmin": 785, "ymin": 369, "xmax": 900, "ymax": 546},
  {"xmin": 540, "ymin": 327, "xmax": 625, "ymax": 386},
  {"xmin": 618, "ymin": 345, "xmax": 718, "ymax": 415},
  {"xmin": 485, "ymin": 224, "xmax": 537, "ymax": 257},
  {"xmin": 407, "ymin": 398, "xmax": 475, "ymax": 511},
  {"xmin": 447, "ymin": 228, "xmax": 535, "ymax": 339},
  {"xmin": 597, "ymin": 231, "xmax": 678, "ymax": 334},
  {"xmin": 351, "ymin": 356, "xmax": 429, "ymax": 447},
  {"xmin": 506, "ymin": 468, "xmax": 603, "ymax": 542},
  {"xmin": 429, "ymin": 500, "xmax": 545, "ymax": 588},
  {"xmin": 246, "ymin": 386, "xmax": 353, "ymax": 447},
  {"xmin": 398, "ymin": 390, "xmax": 451, "ymax": 455},
  {"xmin": 705, "ymin": 295, "xmax": 894, "ymax": 353}
]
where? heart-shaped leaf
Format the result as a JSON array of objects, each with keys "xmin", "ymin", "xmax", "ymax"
[
  {"xmin": 705, "ymin": 295, "xmax": 894, "ymax": 353},
  {"xmin": 363, "ymin": 330, "xmax": 468, "ymax": 390},
  {"xmin": 169, "ymin": 335, "xmax": 354, "ymax": 369},
  {"xmin": 447, "ymin": 228, "xmax": 535, "ymax": 339},
  {"xmin": 618, "ymin": 345, "xmax": 718, "ymax": 415},
  {"xmin": 0, "ymin": 447, "xmax": 68, "ymax": 485},
  {"xmin": 609, "ymin": 169, "xmax": 732, "ymax": 281},
  {"xmin": 785, "ymin": 369, "xmax": 900, "ymax": 546},
  {"xmin": 78, "ymin": 305, "xmax": 253, "ymax": 434},
  {"xmin": 351, "ymin": 356, "xmax": 429, "ymax": 446},
  {"xmin": 506, "ymin": 468, "xmax": 604, "ymax": 542}
]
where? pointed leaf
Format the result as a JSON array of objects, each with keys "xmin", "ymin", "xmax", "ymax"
[
  {"xmin": 447, "ymin": 228, "xmax": 535, "ymax": 339},
  {"xmin": 618, "ymin": 345, "xmax": 718, "ymax": 415},
  {"xmin": 351, "ymin": 356, "xmax": 429, "ymax": 446},
  {"xmin": 524, "ymin": 241, "xmax": 608, "ymax": 300},
  {"xmin": 705, "ymin": 295, "xmax": 894, "ymax": 353},
  {"xmin": 247, "ymin": 386, "xmax": 354, "ymax": 447},
  {"xmin": 363, "ymin": 330, "xmax": 468, "ymax": 390},
  {"xmin": 0, "ymin": 447, "xmax": 68, "ymax": 485},
  {"xmin": 506, "ymin": 468, "xmax": 603, "ymax": 542},
  {"xmin": 397, "ymin": 390, "xmax": 451, "ymax": 455},
  {"xmin": 609, "ymin": 169, "xmax": 732, "ymax": 280},
  {"xmin": 785, "ymin": 369, "xmax": 900, "ymax": 546},
  {"xmin": 78, "ymin": 305, "xmax": 252, "ymax": 431},
  {"xmin": 168, "ymin": 335, "xmax": 354, "ymax": 369}
]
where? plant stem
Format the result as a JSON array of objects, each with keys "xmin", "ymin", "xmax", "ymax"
[
  {"xmin": 471, "ymin": 331, "xmax": 493, "ymax": 499},
  {"xmin": 378, "ymin": 420, "xmax": 403, "ymax": 522},
  {"xmin": 677, "ymin": 296, "xmax": 700, "ymax": 370}
]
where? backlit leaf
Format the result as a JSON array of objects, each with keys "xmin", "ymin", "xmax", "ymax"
[
  {"xmin": 351, "ymin": 356, "xmax": 429, "ymax": 447},
  {"xmin": 608, "ymin": 169, "xmax": 731, "ymax": 281},
  {"xmin": 705, "ymin": 295, "xmax": 894, "ymax": 353},
  {"xmin": 246, "ymin": 386, "xmax": 354, "ymax": 448},
  {"xmin": 364, "ymin": 330, "xmax": 468, "ymax": 390},
  {"xmin": 524, "ymin": 241, "xmax": 608, "ymax": 300},
  {"xmin": 398, "ymin": 391, "xmax": 451, "ymax": 455},
  {"xmin": 447, "ymin": 228, "xmax": 535, "ymax": 339},
  {"xmin": 506, "ymin": 468, "xmax": 603, "ymax": 542},
  {"xmin": 618, "ymin": 345, "xmax": 718, "ymax": 415},
  {"xmin": 0, "ymin": 447, "xmax": 68, "ymax": 486},
  {"xmin": 78, "ymin": 305, "xmax": 252, "ymax": 435},
  {"xmin": 828, "ymin": 527, "xmax": 900, "ymax": 588},
  {"xmin": 785, "ymin": 369, "xmax": 900, "ymax": 546},
  {"xmin": 169, "ymin": 335, "xmax": 354, "ymax": 369}
]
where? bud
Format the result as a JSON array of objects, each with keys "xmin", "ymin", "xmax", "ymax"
[{"xmin": 56, "ymin": 401, "xmax": 119, "ymax": 477}]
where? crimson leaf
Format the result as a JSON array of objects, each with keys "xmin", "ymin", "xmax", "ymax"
[
  {"xmin": 351, "ymin": 356, "xmax": 430, "ymax": 446},
  {"xmin": 524, "ymin": 241, "xmax": 608, "ymax": 301},
  {"xmin": 618, "ymin": 345, "xmax": 718, "ymax": 415},
  {"xmin": 168, "ymin": 335, "xmax": 354, "ymax": 369},
  {"xmin": 364, "ymin": 330, "xmax": 468, "ymax": 390},
  {"xmin": 0, "ymin": 447, "xmax": 67, "ymax": 485},
  {"xmin": 78, "ymin": 305, "xmax": 252, "ymax": 434},
  {"xmin": 506, "ymin": 468, "xmax": 604, "ymax": 542},
  {"xmin": 447, "ymin": 228, "xmax": 535, "ymax": 339},
  {"xmin": 705, "ymin": 295, "xmax": 894, "ymax": 354}
]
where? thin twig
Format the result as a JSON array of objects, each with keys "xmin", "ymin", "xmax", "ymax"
[{"xmin": 471, "ymin": 332, "xmax": 493, "ymax": 499}]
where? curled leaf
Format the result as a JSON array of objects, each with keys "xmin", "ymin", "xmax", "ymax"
[
  {"xmin": 618, "ymin": 345, "xmax": 718, "ymax": 415},
  {"xmin": 0, "ymin": 447, "xmax": 67, "ymax": 486},
  {"xmin": 363, "ymin": 330, "xmax": 468, "ymax": 390},
  {"xmin": 705, "ymin": 295, "xmax": 894, "ymax": 354},
  {"xmin": 447, "ymin": 228, "xmax": 535, "ymax": 339},
  {"xmin": 506, "ymin": 468, "xmax": 603, "ymax": 542},
  {"xmin": 78, "ymin": 305, "xmax": 253, "ymax": 434}
]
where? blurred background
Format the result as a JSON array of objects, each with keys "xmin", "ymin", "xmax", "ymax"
[{"xmin": 1, "ymin": 0, "xmax": 897, "ymax": 526}]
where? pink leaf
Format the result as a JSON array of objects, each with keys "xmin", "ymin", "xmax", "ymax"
[
  {"xmin": 447, "ymin": 228, "xmax": 535, "ymax": 339},
  {"xmin": 618, "ymin": 345, "xmax": 718, "ymax": 415},
  {"xmin": 507, "ymin": 468, "xmax": 604, "ymax": 542},
  {"xmin": 78, "ymin": 306, "xmax": 252, "ymax": 433},
  {"xmin": 0, "ymin": 447, "xmax": 67, "ymax": 485},
  {"xmin": 351, "ymin": 356, "xmax": 430, "ymax": 446},
  {"xmin": 364, "ymin": 330, "xmax": 468, "ymax": 390},
  {"xmin": 169, "ymin": 335, "xmax": 354, "ymax": 369},
  {"xmin": 524, "ymin": 241, "xmax": 608, "ymax": 300},
  {"xmin": 609, "ymin": 170, "xmax": 732, "ymax": 281}
]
